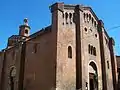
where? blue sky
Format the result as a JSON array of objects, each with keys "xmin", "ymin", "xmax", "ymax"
[{"xmin": 0, "ymin": 0, "xmax": 119, "ymax": 55}]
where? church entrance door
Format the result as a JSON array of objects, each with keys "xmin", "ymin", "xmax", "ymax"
[{"xmin": 89, "ymin": 61, "xmax": 98, "ymax": 90}]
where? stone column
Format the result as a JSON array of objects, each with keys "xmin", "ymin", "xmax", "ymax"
[{"xmin": 98, "ymin": 20, "xmax": 107, "ymax": 90}]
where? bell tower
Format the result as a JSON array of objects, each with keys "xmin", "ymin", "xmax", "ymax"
[{"xmin": 19, "ymin": 18, "xmax": 30, "ymax": 37}]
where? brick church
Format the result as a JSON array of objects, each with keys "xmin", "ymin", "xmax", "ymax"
[{"xmin": 0, "ymin": 2, "xmax": 118, "ymax": 90}]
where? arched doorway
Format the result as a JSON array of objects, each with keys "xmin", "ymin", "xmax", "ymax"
[
  {"xmin": 9, "ymin": 66, "xmax": 16, "ymax": 90},
  {"xmin": 89, "ymin": 61, "xmax": 98, "ymax": 90}
]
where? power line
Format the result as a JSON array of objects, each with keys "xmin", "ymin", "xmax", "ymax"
[{"xmin": 107, "ymin": 25, "xmax": 120, "ymax": 31}]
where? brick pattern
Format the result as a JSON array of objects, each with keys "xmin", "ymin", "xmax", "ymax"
[{"xmin": 0, "ymin": 2, "xmax": 117, "ymax": 90}]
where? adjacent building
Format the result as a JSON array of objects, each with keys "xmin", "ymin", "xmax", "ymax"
[
  {"xmin": 0, "ymin": 2, "xmax": 118, "ymax": 90},
  {"xmin": 116, "ymin": 56, "xmax": 120, "ymax": 90}
]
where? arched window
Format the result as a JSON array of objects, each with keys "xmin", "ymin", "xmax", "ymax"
[
  {"xmin": 69, "ymin": 13, "xmax": 72, "ymax": 24},
  {"xmin": 93, "ymin": 47, "xmax": 96, "ymax": 56},
  {"xmin": 25, "ymin": 29, "xmax": 28, "ymax": 34},
  {"xmin": 65, "ymin": 12, "xmax": 68, "ymax": 24},
  {"xmin": 89, "ymin": 14, "xmax": 91, "ymax": 20},
  {"xmin": 92, "ymin": 18, "xmax": 94, "ymax": 24},
  {"xmin": 69, "ymin": 13, "xmax": 72, "ymax": 19},
  {"xmin": 89, "ymin": 45, "xmax": 96, "ymax": 56},
  {"xmin": 86, "ymin": 13, "xmax": 89, "ymax": 22},
  {"xmin": 65, "ymin": 12, "xmax": 68, "ymax": 19},
  {"xmin": 91, "ymin": 46, "xmax": 93, "ymax": 55},
  {"xmin": 94, "ymin": 21, "xmax": 96, "ymax": 27},
  {"xmin": 68, "ymin": 46, "xmax": 72, "ymax": 58},
  {"xmin": 84, "ymin": 13, "xmax": 85, "ymax": 20},
  {"xmin": 88, "ymin": 44, "xmax": 91, "ymax": 54},
  {"xmin": 86, "ymin": 13, "xmax": 89, "ymax": 18},
  {"xmin": 62, "ymin": 12, "xmax": 64, "ymax": 18},
  {"xmin": 62, "ymin": 12, "xmax": 65, "ymax": 25}
]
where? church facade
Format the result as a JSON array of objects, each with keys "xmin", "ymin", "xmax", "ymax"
[{"xmin": 0, "ymin": 2, "xmax": 118, "ymax": 90}]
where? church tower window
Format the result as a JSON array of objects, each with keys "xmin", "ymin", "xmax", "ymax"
[{"xmin": 25, "ymin": 29, "xmax": 28, "ymax": 34}]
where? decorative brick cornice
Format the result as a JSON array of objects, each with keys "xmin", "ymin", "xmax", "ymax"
[{"xmin": 50, "ymin": 2, "xmax": 64, "ymax": 13}]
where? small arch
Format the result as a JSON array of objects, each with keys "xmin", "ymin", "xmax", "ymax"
[
  {"xmin": 84, "ymin": 13, "xmax": 86, "ymax": 19},
  {"xmin": 88, "ymin": 44, "xmax": 91, "ymax": 54},
  {"xmin": 93, "ymin": 47, "xmax": 96, "ymax": 56},
  {"xmin": 65, "ymin": 12, "xmax": 68, "ymax": 19},
  {"xmin": 62, "ymin": 12, "xmax": 65, "ymax": 25},
  {"xmin": 86, "ymin": 13, "xmax": 89, "ymax": 22},
  {"xmin": 69, "ymin": 13, "xmax": 72, "ymax": 24},
  {"xmin": 65, "ymin": 12, "xmax": 68, "ymax": 24},
  {"xmin": 73, "ymin": 13, "xmax": 76, "ymax": 23},
  {"xmin": 89, "ymin": 14, "xmax": 91, "ymax": 20},
  {"xmin": 94, "ymin": 21, "xmax": 96, "ymax": 27},
  {"xmin": 62, "ymin": 12, "xmax": 64, "ymax": 18},
  {"xmin": 86, "ymin": 13, "xmax": 89, "ymax": 18},
  {"xmin": 69, "ymin": 13, "xmax": 72, "ymax": 19},
  {"xmin": 91, "ymin": 46, "xmax": 93, "ymax": 55},
  {"xmin": 88, "ymin": 60, "xmax": 98, "ymax": 73},
  {"xmin": 68, "ymin": 46, "xmax": 72, "ymax": 58},
  {"xmin": 9, "ymin": 67, "xmax": 16, "ymax": 77},
  {"xmin": 92, "ymin": 17, "xmax": 94, "ymax": 24},
  {"xmin": 89, "ymin": 61, "xmax": 97, "ymax": 73}
]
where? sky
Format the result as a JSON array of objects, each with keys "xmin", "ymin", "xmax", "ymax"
[{"xmin": 0, "ymin": 0, "xmax": 119, "ymax": 55}]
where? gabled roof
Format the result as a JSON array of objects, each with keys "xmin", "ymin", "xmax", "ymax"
[{"xmin": 81, "ymin": 6, "xmax": 111, "ymax": 39}]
